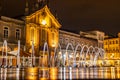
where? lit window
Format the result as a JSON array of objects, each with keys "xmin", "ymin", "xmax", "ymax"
[
  {"xmin": 41, "ymin": 29, "xmax": 47, "ymax": 42},
  {"xmin": 109, "ymin": 41, "xmax": 111, "ymax": 44},
  {"xmin": 4, "ymin": 27, "xmax": 8, "ymax": 38},
  {"xmin": 106, "ymin": 42, "xmax": 107, "ymax": 45},
  {"xmin": 52, "ymin": 32, "xmax": 55, "ymax": 40},
  {"xmin": 113, "ymin": 41, "xmax": 114, "ymax": 44},
  {"xmin": 116, "ymin": 40, "xmax": 118, "ymax": 44},
  {"xmin": 16, "ymin": 29, "xmax": 21, "ymax": 40},
  {"xmin": 31, "ymin": 28, "xmax": 34, "ymax": 41}
]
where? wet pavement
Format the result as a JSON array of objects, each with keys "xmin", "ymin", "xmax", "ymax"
[{"xmin": 0, "ymin": 67, "xmax": 120, "ymax": 80}]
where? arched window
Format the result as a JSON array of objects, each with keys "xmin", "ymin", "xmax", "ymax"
[
  {"xmin": 60, "ymin": 37, "xmax": 63, "ymax": 44},
  {"xmin": 4, "ymin": 27, "xmax": 8, "ymax": 38},
  {"xmin": 116, "ymin": 40, "xmax": 118, "ymax": 44},
  {"xmin": 31, "ymin": 28, "xmax": 34, "ymax": 41},
  {"xmin": 52, "ymin": 32, "xmax": 55, "ymax": 40},
  {"xmin": 41, "ymin": 29, "xmax": 47, "ymax": 41},
  {"xmin": 16, "ymin": 29, "xmax": 21, "ymax": 40}
]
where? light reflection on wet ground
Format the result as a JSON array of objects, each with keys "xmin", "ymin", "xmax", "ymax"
[{"xmin": 0, "ymin": 67, "xmax": 120, "ymax": 80}]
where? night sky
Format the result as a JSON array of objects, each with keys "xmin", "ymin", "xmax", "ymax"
[{"xmin": 1, "ymin": 0, "xmax": 120, "ymax": 36}]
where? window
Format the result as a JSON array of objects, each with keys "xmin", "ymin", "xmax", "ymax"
[
  {"xmin": 16, "ymin": 29, "xmax": 21, "ymax": 40},
  {"xmin": 109, "ymin": 41, "xmax": 111, "ymax": 44},
  {"xmin": 106, "ymin": 42, "xmax": 107, "ymax": 45},
  {"xmin": 41, "ymin": 29, "xmax": 47, "ymax": 42},
  {"xmin": 65, "ymin": 38, "xmax": 69, "ymax": 44},
  {"xmin": 4, "ymin": 27, "xmax": 8, "ymax": 38},
  {"xmin": 52, "ymin": 32, "xmax": 55, "ymax": 40},
  {"xmin": 71, "ymin": 39, "xmax": 75, "ymax": 45},
  {"xmin": 113, "ymin": 48, "xmax": 115, "ymax": 52},
  {"xmin": 31, "ymin": 28, "xmax": 34, "ymax": 41},
  {"xmin": 116, "ymin": 40, "xmax": 118, "ymax": 44},
  {"xmin": 98, "ymin": 34, "xmax": 101, "ymax": 40},
  {"xmin": 113, "ymin": 41, "xmax": 114, "ymax": 44},
  {"xmin": 60, "ymin": 37, "xmax": 63, "ymax": 43}
]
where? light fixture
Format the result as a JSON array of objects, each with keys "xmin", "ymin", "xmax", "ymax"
[{"xmin": 41, "ymin": 20, "xmax": 47, "ymax": 25}]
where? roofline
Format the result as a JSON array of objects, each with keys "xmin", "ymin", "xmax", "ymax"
[
  {"xmin": 0, "ymin": 16, "xmax": 24, "ymax": 24},
  {"xmin": 59, "ymin": 30, "xmax": 80, "ymax": 37},
  {"xmin": 26, "ymin": 5, "xmax": 61, "ymax": 28}
]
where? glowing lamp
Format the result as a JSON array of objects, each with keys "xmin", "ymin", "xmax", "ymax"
[{"xmin": 41, "ymin": 20, "xmax": 47, "ymax": 25}]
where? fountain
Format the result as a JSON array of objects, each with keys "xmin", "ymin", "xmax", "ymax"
[
  {"xmin": 17, "ymin": 40, "xmax": 20, "ymax": 68},
  {"xmin": 1, "ymin": 40, "xmax": 8, "ymax": 68},
  {"xmin": 31, "ymin": 41, "xmax": 35, "ymax": 67},
  {"xmin": 0, "ymin": 40, "xmax": 109, "ymax": 79},
  {"xmin": 9, "ymin": 56, "xmax": 13, "ymax": 68},
  {"xmin": 60, "ymin": 43, "xmax": 105, "ymax": 68},
  {"xmin": 54, "ymin": 43, "xmax": 62, "ymax": 67},
  {"xmin": 74, "ymin": 43, "xmax": 82, "ymax": 67},
  {"xmin": 42, "ymin": 42, "xmax": 49, "ymax": 67},
  {"xmin": 65, "ymin": 43, "xmax": 74, "ymax": 67},
  {"xmin": 0, "ymin": 40, "xmax": 105, "ymax": 68}
]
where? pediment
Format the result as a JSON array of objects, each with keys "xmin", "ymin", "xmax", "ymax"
[{"xmin": 26, "ymin": 5, "xmax": 61, "ymax": 28}]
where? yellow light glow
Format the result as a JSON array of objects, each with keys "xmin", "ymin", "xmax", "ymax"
[
  {"xmin": 41, "ymin": 20, "xmax": 47, "ymax": 25},
  {"xmin": 52, "ymin": 43, "xmax": 55, "ymax": 47}
]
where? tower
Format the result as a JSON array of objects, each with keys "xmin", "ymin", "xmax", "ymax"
[
  {"xmin": 35, "ymin": 0, "xmax": 42, "ymax": 10},
  {"xmin": 25, "ymin": 0, "xmax": 29, "ymax": 16},
  {"xmin": 0, "ymin": 0, "xmax": 2, "ymax": 18}
]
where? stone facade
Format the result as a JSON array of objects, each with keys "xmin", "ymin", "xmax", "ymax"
[
  {"xmin": 80, "ymin": 30, "xmax": 105, "ymax": 48},
  {"xmin": 104, "ymin": 35, "xmax": 120, "ymax": 66},
  {"xmin": 59, "ymin": 30, "xmax": 97, "ymax": 50},
  {"xmin": 0, "ymin": 16, "xmax": 25, "ymax": 51},
  {"xmin": 25, "ymin": 5, "xmax": 61, "ymax": 56},
  {"xmin": 0, "ymin": 16, "xmax": 99, "ymax": 53}
]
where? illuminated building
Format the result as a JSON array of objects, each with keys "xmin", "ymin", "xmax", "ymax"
[
  {"xmin": 59, "ymin": 30, "xmax": 98, "ymax": 49},
  {"xmin": 0, "ymin": 0, "xmax": 104, "ymax": 63},
  {"xmin": 80, "ymin": 30, "xmax": 105, "ymax": 48},
  {"xmin": 59, "ymin": 30, "xmax": 105, "ymax": 66},
  {"xmin": 25, "ymin": 5, "xmax": 61, "ymax": 56},
  {"xmin": 104, "ymin": 33, "xmax": 120, "ymax": 66}
]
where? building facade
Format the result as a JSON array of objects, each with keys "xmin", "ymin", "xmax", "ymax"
[
  {"xmin": 0, "ymin": 1, "xmax": 104, "ymax": 61},
  {"xmin": 59, "ymin": 30, "xmax": 98, "ymax": 50},
  {"xmin": 0, "ymin": 15, "xmax": 99, "ymax": 54},
  {"xmin": 104, "ymin": 33, "xmax": 120, "ymax": 66},
  {"xmin": 80, "ymin": 30, "xmax": 105, "ymax": 48},
  {"xmin": 25, "ymin": 5, "xmax": 61, "ymax": 56},
  {"xmin": 0, "ymin": 16, "xmax": 25, "ymax": 51}
]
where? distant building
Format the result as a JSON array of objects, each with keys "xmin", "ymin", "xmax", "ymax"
[
  {"xmin": 80, "ymin": 30, "xmax": 105, "ymax": 48},
  {"xmin": 104, "ymin": 33, "xmax": 120, "ymax": 66},
  {"xmin": 60, "ymin": 30, "xmax": 98, "ymax": 50},
  {"xmin": 59, "ymin": 30, "xmax": 104, "ymax": 66}
]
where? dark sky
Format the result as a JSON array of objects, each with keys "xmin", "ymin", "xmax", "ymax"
[{"xmin": 1, "ymin": 0, "xmax": 120, "ymax": 36}]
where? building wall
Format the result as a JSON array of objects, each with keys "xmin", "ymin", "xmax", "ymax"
[
  {"xmin": 0, "ymin": 16, "xmax": 99, "ymax": 58},
  {"xmin": 0, "ymin": 16, "xmax": 25, "ymax": 51},
  {"xmin": 59, "ymin": 30, "xmax": 97, "ymax": 50},
  {"xmin": 25, "ymin": 6, "xmax": 60, "ymax": 55},
  {"xmin": 104, "ymin": 37, "xmax": 120, "ymax": 66},
  {"xmin": 80, "ymin": 30, "xmax": 105, "ymax": 48}
]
